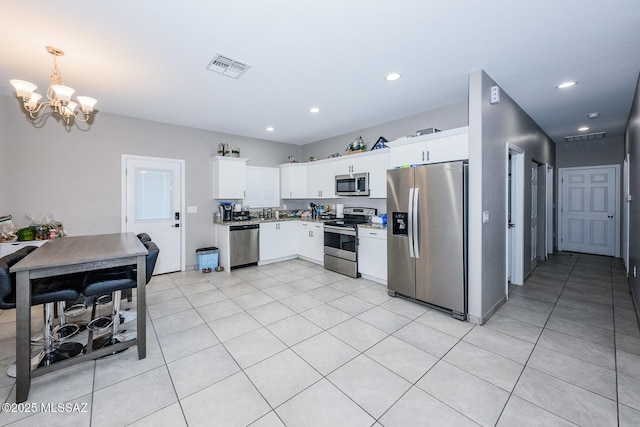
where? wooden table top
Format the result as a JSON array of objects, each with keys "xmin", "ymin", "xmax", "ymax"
[{"xmin": 10, "ymin": 233, "xmax": 148, "ymax": 272}]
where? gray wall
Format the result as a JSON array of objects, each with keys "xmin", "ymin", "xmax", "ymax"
[
  {"xmin": 301, "ymin": 101, "xmax": 468, "ymax": 160},
  {"xmin": 625, "ymin": 72, "xmax": 640, "ymax": 317},
  {"xmin": 468, "ymin": 70, "xmax": 555, "ymax": 323},
  {"xmin": 0, "ymin": 94, "xmax": 301, "ymax": 268},
  {"xmin": 556, "ymin": 136, "xmax": 624, "ymax": 169}
]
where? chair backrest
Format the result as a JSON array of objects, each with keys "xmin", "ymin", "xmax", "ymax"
[
  {"xmin": 0, "ymin": 246, "xmax": 38, "ymax": 309},
  {"xmin": 137, "ymin": 233, "xmax": 152, "ymax": 243},
  {"xmin": 144, "ymin": 241, "xmax": 160, "ymax": 283}
]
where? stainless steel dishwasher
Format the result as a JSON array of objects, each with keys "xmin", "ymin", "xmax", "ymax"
[{"xmin": 229, "ymin": 224, "xmax": 259, "ymax": 268}]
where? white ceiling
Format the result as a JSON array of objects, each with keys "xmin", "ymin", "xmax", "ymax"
[{"xmin": 1, "ymin": 1, "xmax": 639, "ymax": 145}]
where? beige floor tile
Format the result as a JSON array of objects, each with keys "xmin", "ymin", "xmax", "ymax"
[
  {"xmin": 276, "ymin": 379, "xmax": 375, "ymax": 427},
  {"xmin": 92, "ymin": 366, "xmax": 177, "ymax": 427}
]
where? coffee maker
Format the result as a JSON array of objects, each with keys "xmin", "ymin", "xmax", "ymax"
[{"xmin": 219, "ymin": 203, "xmax": 233, "ymax": 221}]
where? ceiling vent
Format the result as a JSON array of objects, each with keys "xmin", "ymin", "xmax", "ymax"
[
  {"xmin": 564, "ymin": 131, "xmax": 606, "ymax": 142},
  {"xmin": 206, "ymin": 54, "xmax": 250, "ymax": 79}
]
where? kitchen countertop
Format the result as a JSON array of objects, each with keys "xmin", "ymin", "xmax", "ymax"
[
  {"xmin": 213, "ymin": 217, "xmax": 328, "ymax": 226},
  {"xmin": 214, "ymin": 217, "xmax": 387, "ymax": 229},
  {"xmin": 358, "ymin": 223, "xmax": 386, "ymax": 230}
]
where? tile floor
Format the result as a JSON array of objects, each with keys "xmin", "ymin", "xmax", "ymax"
[{"xmin": 0, "ymin": 252, "xmax": 639, "ymax": 426}]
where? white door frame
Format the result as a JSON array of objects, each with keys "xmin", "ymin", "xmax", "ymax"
[
  {"xmin": 546, "ymin": 165, "xmax": 554, "ymax": 256},
  {"xmin": 623, "ymin": 155, "xmax": 630, "ymax": 272},
  {"xmin": 557, "ymin": 164, "xmax": 620, "ymax": 257},
  {"xmin": 121, "ymin": 154, "xmax": 186, "ymax": 271},
  {"xmin": 506, "ymin": 143, "xmax": 525, "ymax": 291}
]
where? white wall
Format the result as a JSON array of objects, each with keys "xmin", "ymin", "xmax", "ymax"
[{"xmin": 0, "ymin": 95, "xmax": 302, "ymax": 268}]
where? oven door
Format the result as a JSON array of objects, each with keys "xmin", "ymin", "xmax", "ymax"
[{"xmin": 324, "ymin": 225, "xmax": 357, "ymax": 261}]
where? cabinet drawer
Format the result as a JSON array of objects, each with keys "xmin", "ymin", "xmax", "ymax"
[{"xmin": 358, "ymin": 228, "xmax": 386, "ymax": 240}]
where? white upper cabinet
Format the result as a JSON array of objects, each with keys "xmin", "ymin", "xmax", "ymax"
[
  {"xmin": 212, "ymin": 156, "xmax": 248, "ymax": 199},
  {"xmin": 333, "ymin": 150, "xmax": 390, "ymax": 198},
  {"xmin": 389, "ymin": 127, "xmax": 469, "ymax": 168},
  {"xmin": 280, "ymin": 163, "xmax": 308, "ymax": 199},
  {"xmin": 306, "ymin": 160, "xmax": 341, "ymax": 199}
]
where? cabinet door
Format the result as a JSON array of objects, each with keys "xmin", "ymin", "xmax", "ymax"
[
  {"xmin": 297, "ymin": 222, "xmax": 312, "ymax": 259},
  {"xmin": 309, "ymin": 223, "xmax": 324, "ymax": 263},
  {"xmin": 389, "ymin": 141, "xmax": 427, "ymax": 168},
  {"xmin": 359, "ymin": 152, "xmax": 390, "ymax": 198},
  {"xmin": 307, "ymin": 161, "xmax": 338, "ymax": 199},
  {"xmin": 260, "ymin": 222, "xmax": 297, "ymax": 262},
  {"xmin": 357, "ymin": 229, "xmax": 387, "ymax": 284},
  {"xmin": 0, "ymin": 240, "xmax": 47, "ymax": 257},
  {"xmin": 281, "ymin": 164, "xmax": 308, "ymax": 199},
  {"xmin": 298, "ymin": 222, "xmax": 324, "ymax": 263},
  {"xmin": 424, "ymin": 133, "xmax": 469, "ymax": 164},
  {"xmin": 212, "ymin": 157, "xmax": 248, "ymax": 199}
]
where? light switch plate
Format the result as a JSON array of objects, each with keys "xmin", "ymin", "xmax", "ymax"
[
  {"xmin": 187, "ymin": 206, "xmax": 197, "ymax": 214},
  {"xmin": 482, "ymin": 210, "xmax": 490, "ymax": 223},
  {"xmin": 490, "ymin": 86, "xmax": 500, "ymax": 104}
]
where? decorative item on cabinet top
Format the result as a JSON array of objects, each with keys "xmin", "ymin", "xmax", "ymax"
[
  {"xmin": 218, "ymin": 143, "xmax": 230, "ymax": 156},
  {"xmin": 371, "ymin": 136, "xmax": 388, "ymax": 150},
  {"xmin": 346, "ymin": 136, "xmax": 367, "ymax": 154}
]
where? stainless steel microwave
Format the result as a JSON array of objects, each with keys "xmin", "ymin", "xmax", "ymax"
[{"xmin": 335, "ymin": 172, "xmax": 369, "ymax": 196}]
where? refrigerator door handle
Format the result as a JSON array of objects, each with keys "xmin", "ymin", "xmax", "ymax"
[
  {"xmin": 413, "ymin": 187, "xmax": 420, "ymax": 258},
  {"xmin": 408, "ymin": 187, "xmax": 415, "ymax": 258}
]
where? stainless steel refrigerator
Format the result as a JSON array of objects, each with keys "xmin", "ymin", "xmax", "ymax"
[{"xmin": 387, "ymin": 161, "xmax": 467, "ymax": 320}]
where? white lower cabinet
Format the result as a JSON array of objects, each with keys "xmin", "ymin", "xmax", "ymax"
[
  {"xmin": 0, "ymin": 240, "xmax": 48, "ymax": 257},
  {"xmin": 297, "ymin": 221, "xmax": 324, "ymax": 264},
  {"xmin": 259, "ymin": 222, "xmax": 297, "ymax": 263},
  {"xmin": 357, "ymin": 227, "xmax": 387, "ymax": 284}
]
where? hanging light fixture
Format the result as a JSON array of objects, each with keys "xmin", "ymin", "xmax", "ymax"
[{"xmin": 10, "ymin": 46, "xmax": 97, "ymax": 125}]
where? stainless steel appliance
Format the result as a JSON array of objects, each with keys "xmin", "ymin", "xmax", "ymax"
[
  {"xmin": 387, "ymin": 161, "xmax": 467, "ymax": 320},
  {"xmin": 219, "ymin": 203, "xmax": 233, "ymax": 221},
  {"xmin": 324, "ymin": 207, "xmax": 376, "ymax": 278},
  {"xmin": 229, "ymin": 224, "xmax": 259, "ymax": 268},
  {"xmin": 335, "ymin": 172, "xmax": 369, "ymax": 196}
]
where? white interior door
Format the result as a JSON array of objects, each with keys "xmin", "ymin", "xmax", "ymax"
[
  {"xmin": 507, "ymin": 144, "xmax": 524, "ymax": 287},
  {"xmin": 559, "ymin": 166, "xmax": 618, "ymax": 256},
  {"xmin": 122, "ymin": 155, "xmax": 184, "ymax": 274}
]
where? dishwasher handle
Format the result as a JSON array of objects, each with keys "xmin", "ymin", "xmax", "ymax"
[{"xmin": 229, "ymin": 224, "xmax": 260, "ymax": 231}]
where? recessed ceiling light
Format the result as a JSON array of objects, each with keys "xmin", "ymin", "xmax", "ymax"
[
  {"xmin": 266, "ymin": 127, "xmax": 274, "ymax": 132},
  {"xmin": 386, "ymin": 72, "xmax": 402, "ymax": 81},
  {"xmin": 309, "ymin": 107, "xmax": 320, "ymax": 113},
  {"xmin": 578, "ymin": 126, "xmax": 589, "ymax": 132},
  {"xmin": 588, "ymin": 112, "xmax": 600, "ymax": 119},
  {"xmin": 556, "ymin": 81, "xmax": 578, "ymax": 89}
]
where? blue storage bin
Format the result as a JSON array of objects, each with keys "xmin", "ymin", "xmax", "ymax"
[{"xmin": 196, "ymin": 247, "xmax": 218, "ymax": 271}]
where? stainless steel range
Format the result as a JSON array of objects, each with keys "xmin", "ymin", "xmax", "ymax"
[{"xmin": 324, "ymin": 207, "xmax": 376, "ymax": 278}]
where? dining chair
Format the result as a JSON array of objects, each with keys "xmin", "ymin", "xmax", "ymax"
[
  {"xmin": 0, "ymin": 246, "xmax": 85, "ymax": 371},
  {"xmin": 82, "ymin": 240, "xmax": 159, "ymax": 349}
]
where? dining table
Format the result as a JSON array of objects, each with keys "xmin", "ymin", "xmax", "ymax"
[{"xmin": 10, "ymin": 232, "xmax": 148, "ymax": 403}]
